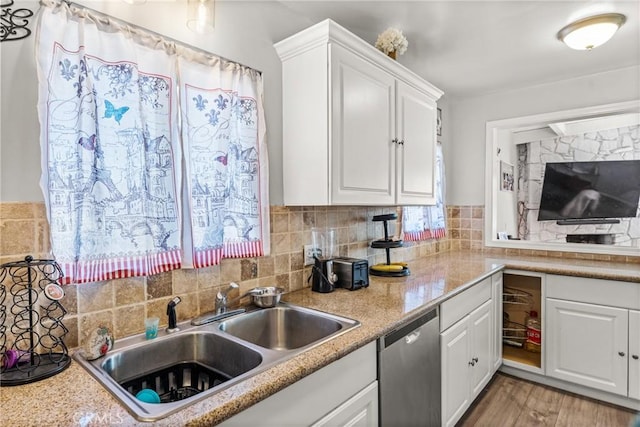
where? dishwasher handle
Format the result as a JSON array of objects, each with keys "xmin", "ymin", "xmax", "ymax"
[
  {"xmin": 378, "ymin": 308, "xmax": 437, "ymax": 349},
  {"xmin": 405, "ymin": 330, "xmax": 421, "ymax": 345}
]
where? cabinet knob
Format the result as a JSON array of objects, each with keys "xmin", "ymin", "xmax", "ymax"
[
  {"xmin": 633, "ymin": 355, "xmax": 639, "ymax": 360},
  {"xmin": 618, "ymin": 351, "xmax": 626, "ymax": 357}
]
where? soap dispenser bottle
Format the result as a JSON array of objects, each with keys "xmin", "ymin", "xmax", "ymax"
[{"xmin": 166, "ymin": 296, "xmax": 182, "ymax": 333}]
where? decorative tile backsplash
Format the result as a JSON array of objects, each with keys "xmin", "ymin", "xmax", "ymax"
[
  {"xmin": 0, "ymin": 201, "xmax": 636, "ymax": 349},
  {"xmin": 1, "ymin": 203, "xmax": 446, "ymax": 349}
]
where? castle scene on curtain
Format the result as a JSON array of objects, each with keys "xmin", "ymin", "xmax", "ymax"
[
  {"xmin": 41, "ymin": 45, "xmax": 182, "ymax": 283},
  {"xmin": 183, "ymin": 84, "xmax": 264, "ymax": 267}
]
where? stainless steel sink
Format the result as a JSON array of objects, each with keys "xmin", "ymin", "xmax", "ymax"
[
  {"xmin": 101, "ymin": 331, "xmax": 263, "ymax": 392},
  {"xmin": 218, "ymin": 304, "xmax": 356, "ymax": 350},
  {"xmin": 73, "ymin": 303, "xmax": 359, "ymax": 421}
]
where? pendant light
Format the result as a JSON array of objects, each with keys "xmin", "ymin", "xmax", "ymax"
[
  {"xmin": 187, "ymin": 0, "xmax": 215, "ymax": 34},
  {"xmin": 557, "ymin": 13, "xmax": 626, "ymax": 50}
]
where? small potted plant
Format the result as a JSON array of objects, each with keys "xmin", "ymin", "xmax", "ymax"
[{"xmin": 375, "ymin": 27, "xmax": 408, "ymax": 59}]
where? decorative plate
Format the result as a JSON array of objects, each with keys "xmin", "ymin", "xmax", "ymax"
[{"xmin": 83, "ymin": 326, "xmax": 114, "ymax": 361}]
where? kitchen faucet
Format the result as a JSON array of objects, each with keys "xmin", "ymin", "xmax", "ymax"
[
  {"xmin": 215, "ymin": 282, "xmax": 240, "ymax": 314},
  {"xmin": 190, "ymin": 282, "xmax": 246, "ymax": 326}
]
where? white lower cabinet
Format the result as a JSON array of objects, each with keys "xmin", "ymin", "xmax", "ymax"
[
  {"xmin": 546, "ymin": 298, "xmax": 629, "ymax": 396},
  {"xmin": 220, "ymin": 342, "xmax": 377, "ymax": 426},
  {"xmin": 441, "ymin": 313, "xmax": 472, "ymax": 426},
  {"xmin": 312, "ymin": 381, "xmax": 378, "ymax": 427},
  {"xmin": 441, "ymin": 296, "xmax": 493, "ymax": 427},
  {"xmin": 629, "ymin": 310, "xmax": 640, "ymax": 400},
  {"xmin": 491, "ymin": 273, "xmax": 503, "ymax": 373},
  {"xmin": 545, "ymin": 274, "xmax": 640, "ymax": 404},
  {"xmin": 470, "ymin": 301, "xmax": 493, "ymax": 397}
]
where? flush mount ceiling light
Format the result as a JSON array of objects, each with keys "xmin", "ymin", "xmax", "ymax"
[
  {"xmin": 557, "ymin": 13, "xmax": 626, "ymax": 50},
  {"xmin": 187, "ymin": 0, "xmax": 215, "ymax": 34}
]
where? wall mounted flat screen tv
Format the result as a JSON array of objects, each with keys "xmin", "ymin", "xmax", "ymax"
[{"xmin": 537, "ymin": 160, "xmax": 640, "ymax": 221}]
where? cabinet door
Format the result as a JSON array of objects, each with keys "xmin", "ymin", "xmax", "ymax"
[
  {"xmin": 492, "ymin": 273, "xmax": 503, "ymax": 373},
  {"xmin": 395, "ymin": 80, "xmax": 437, "ymax": 205},
  {"xmin": 221, "ymin": 343, "xmax": 376, "ymax": 426},
  {"xmin": 312, "ymin": 381, "xmax": 378, "ymax": 427},
  {"xmin": 441, "ymin": 316, "xmax": 471, "ymax": 427},
  {"xmin": 329, "ymin": 43, "xmax": 396, "ymax": 205},
  {"xmin": 469, "ymin": 299, "xmax": 493, "ymax": 397},
  {"xmin": 630, "ymin": 310, "xmax": 640, "ymax": 400},
  {"xmin": 546, "ymin": 298, "xmax": 628, "ymax": 396}
]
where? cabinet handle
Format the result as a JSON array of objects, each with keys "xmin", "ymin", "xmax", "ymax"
[
  {"xmin": 618, "ymin": 351, "xmax": 626, "ymax": 357},
  {"xmin": 633, "ymin": 355, "xmax": 639, "ymax": 360},
  {"xmin": 398, "ymin": 139, "xmax": 405, "ymax": 145},
  {"xmin": 472, "ymin": 357, "xmax": 479, "ymax": 363},
  {"xmin": 392, "ymin": 138, "xmax": 399, "ymax": 144},
  {"xmin": 468, "ymin": 360, "xmax": 475, "ymax": 366}
]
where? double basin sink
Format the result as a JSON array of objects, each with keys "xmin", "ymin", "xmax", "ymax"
[{"xmin": 73, "ymin": 303, "xmax": 360, "ymax": 421}]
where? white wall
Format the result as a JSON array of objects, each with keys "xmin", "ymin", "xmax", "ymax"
[
  {"xmin": 0, "ymin": 1, "xmax": 41, "ymax": 201},
  {"xmin": 495, "ymin": 132, "xmax": 518, "ymax": 237},
  {"xmin": 446, "ymin": 65, "xmax": 640, "ymax": 206}
]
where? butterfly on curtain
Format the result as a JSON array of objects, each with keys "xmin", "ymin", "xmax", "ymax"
[
  {"xmin": 77, "ymin": 134, "xmax": 97, "ymax": 150},
  {"xmin": 104, "ymin": 100, "xmax": 129, "ymax": 124}
]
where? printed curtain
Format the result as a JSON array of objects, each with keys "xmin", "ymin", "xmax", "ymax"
[
  {"xmin": 402, "ymin": 142, "xmax": 446, "ymax": 240},
  {"xmin": 179, "ymin": 54, "xmax": 269, "ymax": 268},
  {"xmin": 36, "ymin": 2, "xmax": 181, "ymax": 284},
  {"xmin": 35, "ymin": 1, "xmax": 269, "ymax": 283}
]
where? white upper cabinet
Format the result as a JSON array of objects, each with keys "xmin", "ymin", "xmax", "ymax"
[
  {"xmin": 396, "ymin": 80, "xmax": 438, "ymax": 204},
  {"xmin": 275, "ymin": 19, "xmax": 443, "ymax": 206},
  {"xmin": 329, "ymin": 42, "xmax": 396, "ymax": 205}
]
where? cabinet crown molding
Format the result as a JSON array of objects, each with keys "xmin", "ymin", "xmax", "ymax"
[{"xmin": 274, "ymin": 18, "xmax": 443, "ymax": 101}]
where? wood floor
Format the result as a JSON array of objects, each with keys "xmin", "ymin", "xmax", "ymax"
[{"xmin": 457, "ymin": 373, "xmax": 638, "ymax": 427}]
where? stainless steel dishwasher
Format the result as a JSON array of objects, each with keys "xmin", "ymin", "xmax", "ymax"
[{"xmin": 378, "ymin": 308, "xmax": 440, "ymax": 427}]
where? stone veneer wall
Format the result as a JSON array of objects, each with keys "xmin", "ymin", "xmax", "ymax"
[{"xmin": 518, "ymin": 125, "xmax": 640, "ymax": 246}]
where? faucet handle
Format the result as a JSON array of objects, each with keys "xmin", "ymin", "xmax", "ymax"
[
  {"xmin": 217, "ymin": 282, "xmax": 239, "ymax": 299},
  {"xmin": 216, "ymin": 282, "xmax": 240, "ymax": 313},
  {"xmin": 225, "ymin": 282, "xmax": 239, "ymax": 294}
]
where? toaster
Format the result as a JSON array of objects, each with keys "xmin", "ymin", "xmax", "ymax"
[{"xmin": 332, "ymin": 257, "xmax": 369, "ymax": 290}]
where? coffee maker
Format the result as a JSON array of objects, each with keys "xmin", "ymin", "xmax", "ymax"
[{"xmin": 310, "ymin": 228, "xmax": 338, "ymax": 293}]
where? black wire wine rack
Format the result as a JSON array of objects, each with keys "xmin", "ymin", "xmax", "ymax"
[{"xmin": 0, "ymin": 256, "xmax": 71, "ymax": 385}]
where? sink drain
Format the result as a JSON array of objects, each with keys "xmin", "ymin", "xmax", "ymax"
[{"xmin": 121, "ymin": 362, "xmax": 232, "ymax": 403}]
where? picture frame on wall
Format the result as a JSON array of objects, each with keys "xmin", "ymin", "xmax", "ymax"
[
  {"xmin": 436, "ymin": 108, "xmax": 442, "ymax": 137},
  {"xmin": 500, "ymin": 161, "xmax": 514, "ymax": 192}
]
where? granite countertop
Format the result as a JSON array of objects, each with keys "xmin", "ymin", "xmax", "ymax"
[{"xmin": 1, "ymin": 250, "xmax": 638, "ymax": 426}]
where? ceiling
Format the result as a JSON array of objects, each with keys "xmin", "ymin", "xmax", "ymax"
[{"xmin": 268, "ymin": 1, "xmax": 640, "ymax": 97}]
